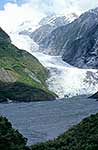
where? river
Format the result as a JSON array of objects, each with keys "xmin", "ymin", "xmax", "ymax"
[{"xmin": 0, "ymin": 95, "xmax": 98, "ymax": 145}]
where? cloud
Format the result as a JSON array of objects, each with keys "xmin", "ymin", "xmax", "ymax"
[
  {"xmin": 0, "ymin": 0, "xmax": 98, "ymax": 33},
  {"xmin": 0, "ymin": 2, "xmax": 45, "ymax": 33},
  {"xmin": 27, "ymin": 0, "xmax": 98, "ymax": 14}
]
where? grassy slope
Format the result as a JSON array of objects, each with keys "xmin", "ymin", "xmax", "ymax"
[
  {"xmin": 31, "ymin": 113, "xmax": 98, "ymax": 150},
  {"xmin": 0, "ymin": 28, "xmax": 56, "ymax": 101}
]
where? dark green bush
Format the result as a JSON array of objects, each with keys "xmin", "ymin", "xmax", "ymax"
[
  {"xmin": 31, "ymin": 113, "xmax": 98, "ymax": 150},
  {"xmin": 0, "ymin": 116, "xmax": 27, "ymax": 150}
]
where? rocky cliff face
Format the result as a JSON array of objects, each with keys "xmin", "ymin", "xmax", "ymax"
[
  {"xmin": 62, "ymin": 24, "xmax": 98, "ymax": 68},
  {"xmin": 20, "ymin": 15, "xmax": 69, "ymax": 45},
  {"xmin": 40, "ymin": 8, "xmax": 98, "ymax": 68},
  {"xmin": 18, "ymin": 14, "xmax": 78, "ymax": 49},
  {"xmin": 33, "ymin": 13, "xmax": 78, "ymax": 44}
]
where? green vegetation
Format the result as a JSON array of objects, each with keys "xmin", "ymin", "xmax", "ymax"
[
  {"xmin": 0, "ymin": 82, "xmax": 56, "ymax": 102},
  {"xmin": 0, "ymin": 116, "xmax": 27, "ymax": 150},
  {"xmin": 31, "ymin": 113, "xmax": 98, "ymax": 150},
  {"xmin": 0, "ymin": 27, "xmax": 56, "ymax": 102},
  {"xmin": 1, "ymin": 113, "xmax": 98, "ymax": 150}
]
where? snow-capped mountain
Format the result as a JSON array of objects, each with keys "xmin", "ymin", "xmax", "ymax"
[
  {"xmin": 39, "ymin": 13, "xmax": 78, "ymax": 27},
  {"xmin": 31, "ymin": 13, "xmax": 79, "ymax": 44},
  {"xmin": 8, "ymin": 9, "xmax": 98, "ymax": 98},
  {"xmin": 10, "ymin": 12, "xmax": 78, "ymax": 52},
  {"xmin": 18, "ymin": 13, "xmax": 78, "ymax": 46},
  {"xmin": 39, "ymin": 7, "xmax": 98, "ymax": 69},
  {"xmin": 39, "ymin": 14, "xmax": 66, "ymax": 26}
]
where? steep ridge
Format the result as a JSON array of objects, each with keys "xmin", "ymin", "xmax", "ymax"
[
  {"xmin": 19, "ymin": 13, "xmax": 78, "ymax": 49},
  {"xmin": 0, "ymin": 28, "xmax": 56, "ymax": 102},
  {"xmin": 30, "ymin": 14, "xmax": 76, "ymax": 45},
  {"xmin": 40, "ymin": 7, "xmax": 98, "ymax": 68}
]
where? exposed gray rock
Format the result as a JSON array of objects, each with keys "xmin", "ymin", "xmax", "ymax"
[
  {"xmin": 40, "ymin": 7, "xmax": 98, "ymax": 68},
  {"xmin": 0, "ymin": 68, "xmax": 16, "ymax": 83},
  {"xmin": 30, "ymin": 15, "xmax": 69, "ymax": 45},
  {"xmin": 19, "ymin": 14, "xmax": 78, "ymax": 47}
]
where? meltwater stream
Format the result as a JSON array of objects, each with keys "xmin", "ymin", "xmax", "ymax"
[{"xmin": 0, "ymin": 96, "xmax": 98, "ymax": 145}]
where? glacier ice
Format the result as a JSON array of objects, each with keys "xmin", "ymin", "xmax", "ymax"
[
  {"xmin": 33, "ymin": 52, "xmax": 98, "ymax": 98},
  {"xmin": 9, "ymin": 28, "xmax": 98, "ymax": 99}
]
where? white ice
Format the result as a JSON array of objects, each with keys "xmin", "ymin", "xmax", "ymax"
[{"xmin": 10, "ymin": 33, "xmax": 98, "ymax": 98}]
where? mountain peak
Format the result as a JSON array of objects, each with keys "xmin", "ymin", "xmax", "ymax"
[{"xmin": 64, "ymin": 12, "xmax": 79, "ymax": 23}]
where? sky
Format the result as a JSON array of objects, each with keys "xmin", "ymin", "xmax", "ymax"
[{"xmin": 0, "ymin": 0, "xmax": 98, "ymax": 33}]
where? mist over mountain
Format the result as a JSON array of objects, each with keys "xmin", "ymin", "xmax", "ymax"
[
  {"xmin": 19, "ymin": 13, "xmax": 78, "ymax": 46},
  {"xmin": 0, "ymin": 0, "xmax": 98, "ymax": 33}
]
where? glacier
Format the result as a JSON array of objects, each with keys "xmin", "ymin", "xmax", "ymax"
[
  {"xmin": 33, "ymin": 52, "xmax": 98, "ymax": 98},
  {"xmin": 9, "ymin": 32, "xmax": 98, "ymax": 98},
  {"xmin": 8, "ymin": 16, "xmax": 98, "ymax": 99},
  {"xmin": 11, "ymin": 33, "xmax": 39, "ymax": 53}
]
